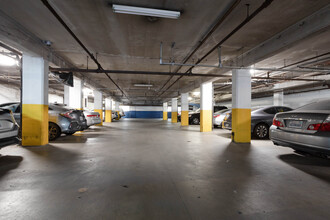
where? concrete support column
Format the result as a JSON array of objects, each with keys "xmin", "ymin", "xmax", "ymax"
[
  {"xmin": 274, "ymin": 90, "xmax": 284, "ymax": 106},
  {"xmin": 64, "ymin": 77, "xmax": 83, "ymax": 109},
  {"xmin": 105, "ymin": 98, "xmax": 112, "ymax": 123},
  {"xmin": 232, "ymin": 69, "xmax": 251, "ymax": 143},
  {"xmin": 22, "ymin": 54, "xmax": 49, "ymax": 146},
  {"xmin": 115, "ymin": 101, "xmax": 120, "ymax": 120},
  {"xmin": 94, "ymin": 90, "xmax": 103, "ymax": 126},
  {"xmin": 163, "ymin": 102, "xmax": 168, "ymax": 120},
  {"xmin": 200, "ymin": 82, "xmax": 212, "ymax": 132},
  {"xmin": 171, "ymin": 98, "xmax": 178, "ymax": 123},
  {"xmin": 181, "ymin": 93, "xmax": 189, "ymax": 126}
]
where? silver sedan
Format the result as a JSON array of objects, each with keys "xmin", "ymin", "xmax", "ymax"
[
  {"xmin": 0, "ymin": 108, "xmax": 19, "ymax": 143},
  {"xmin": 270, "ymin": 100, "xmax": 330, "ymax": 155}
]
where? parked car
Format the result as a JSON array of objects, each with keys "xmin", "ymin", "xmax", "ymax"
[
  {"xmin": 223, "ymin": 106, "xmax": 293, "ymax": 139},
  {"xmin": 179, "ymin": 106, "xmax": 228, "ymax": 124},
  {"xmin": 213, "ymin": 109, "xmax": 231, "ymax": 128},
  {"xmin": 0, "ymin": 108, "xmax": 19, "ymax": 145},
  {"xmin": 270, "ymin": 100, "xmax": 330, "ymax": 156},
  {"xmin": 83, "ymin": 110, "xmax": 102, "ymax": 126},
  {"xmin": 0, "ymin": 102, "xmax": 82, "ymax": 141}
]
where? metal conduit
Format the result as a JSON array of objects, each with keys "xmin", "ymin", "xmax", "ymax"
[
  {"xmin": 158, "ymin": 0, "xmax": 274, "ymax": 97},
  {"xmin": 40, "ymin": 0, "xmax": 127, "ymax": 98},
  {"xmin": 157, "ymin": 0, "xmax": 241, "ymax": 94}
]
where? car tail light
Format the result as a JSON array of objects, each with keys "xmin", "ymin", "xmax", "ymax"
[
  {"xmin": 214, "ymin": 115, "xmax": 220, "ymax": 118},
  {"xmin": 273, "ymin": 118, "xmax": 284, "ymax": 127},
  {"xmin": 60, "ymin": 111, "xmax": 73, "ymax": 119},
  {"xmin": 86, "ymin": 114, "xmax": 98, "ymax": 117},
  {"xmin": 308, "ymin": 115, "xmax": 330, "ymax": 131}
]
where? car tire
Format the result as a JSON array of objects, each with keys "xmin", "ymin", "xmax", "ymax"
[
  {"xmin": 253, "ymin": 123, "xmax": 269, "ymax": 139},
  {"xmin": 192, "ymin": 117, "xmax": 200, "ymax": 125},
  {"xmin": 49, "ymin": 123, "xmax": 61, "ymax": 141}
]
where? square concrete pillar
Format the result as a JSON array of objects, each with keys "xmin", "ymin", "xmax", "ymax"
[
  {"xmin": 171, "ymin": 98, "xmax": 178, "ymax": 123},
  {"xmin": 163, "ymin": 102, "xmax": 168, "ymax": 120},
  {"xmin": 22, "ymin": 54, "xmax": 49, "ymax": 146},
  {"xmin": 94, "ymin": 90, "xmax": 103, "ymax": 126},
  {"xmin": 232, "ymin": 69, "xmax": 251, "ymax": 143},
  {"xmin": 274, "ymin": 90, "xmax": 284, "ymax": 106},
  {"xmin": 64, "ymin": 77, "xmax": 83, "ymax": 109},
  {"xmin": 181, "ymin": 93, "xmax": 189, "ymax": 126},
  {"xmin": 105, "ymin": 98, "xmax": 112, "ymax": 123},
  {"xmin": 200, "ymin": 82, "xmax": 212, "ymax": 132}
]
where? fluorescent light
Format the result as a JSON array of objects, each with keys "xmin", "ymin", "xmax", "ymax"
[
  {"xmin": 113, "ymin": 4, "xmax": 180, "ymax": 19},
  {"xmin": 134, "ymin": 84, "xmax": 153, "ymax": 87},
  {"xmin": 250, "ymin": 68, "xmax": 255, "ymax": 75},
  {"xmin": 188, "ymin": 97, "xmax": 192, "ymax": 101},
  {"xmin": 192, "ymin": 92, "xmax": 200, "ymax": 96},
  {"xmin": 0, "ymin": 54, "xmax": 17, "ymax": 66}
]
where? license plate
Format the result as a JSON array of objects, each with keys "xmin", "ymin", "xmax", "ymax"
[{"xmin": 288, "ymin": 120, "xmax": 303, "ymax": 128}]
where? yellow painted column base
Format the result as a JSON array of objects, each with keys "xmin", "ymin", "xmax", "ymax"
[
  {"xmin": 163, "ymin": 111, "xmax": 168, "ymax": 120},
  {"xmin": 116, "ymin": 111, "xmax": 121, "ymax": 120},
  {"xmin": 200, "ymin": 110, "xmax": 212, "ymax": 132},
  {"xmin": 105, "ymin": 110, "xmax": 112, "ymax": 123},
  {"xmin": 94, "ymin": 109, "xmax": 103, "ymax": 126},
  {"xmin": 171, "ymin": 112, "xmax": 178, "ymax": 123},
  {"xmin": 232, "ymin": 108, "xmax": 251, "ymax": 143},
  {"xmin": 22, "ymin": 104, "xmax": 49, "ymax": 146},
  {"xmin": 181, "ymin": 111, "xmax": 189, "ymax": 126}
]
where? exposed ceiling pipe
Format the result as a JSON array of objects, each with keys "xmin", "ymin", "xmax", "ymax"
[
  {"xmin": 159, "ymin": 0, "xmax": 274, "ymax": 97},
  {"xmin": 40, "ymin": 0, "xmax": 127, "ymax": 98},
  {"xmin": 48, "ymin": 67, "xmax": 325, "ymax": 82},
  {"xmin": 157, "ymin": 0, "xmax": 241, "ymax": 95}
]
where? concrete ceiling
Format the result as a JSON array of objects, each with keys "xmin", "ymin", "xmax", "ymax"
[{"xmin": 0, "ymin": 0, "xmax": 329, "ymax": 105}]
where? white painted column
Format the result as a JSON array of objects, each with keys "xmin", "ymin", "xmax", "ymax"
[
  {"xmin": 274, "ymin": 90, "xmax": 284, "ymax": 106},
  {"xmin": 171, "ymin": 98, "xmax": 178, "ymax": 123},
  {"xmin": 93, "ymin": 90, "xmax": 103, "ymax": 125},
  {"xmin": 163, "ymin": 102, "xmax": 168, "ymax": 120},
  {"xmin": 105, "ymin": 98, "xmax": 112, "ymax": 123},
  {"xmin": 232, "ymin": 69, "xmax": 251, "ymax": 143},
  {"xmin": 64, "ymin": 77, "xmax": 83, "ymax": 109},
  {"xmin": 200, "ymin": 82, "xmax": 212, "ymax": 132},
  {"xmin": 181, "ymin": 93, "xmax": 189, "ymax": 126},
  {"xmin": 22, "ymin": 54, "xmax": 49, "ymax": 146}
]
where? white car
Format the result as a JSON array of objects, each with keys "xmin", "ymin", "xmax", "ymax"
[
  {"xmin": 0, "ymin": 108, "xmax": 19, "ymax": 145},
  {"xmin": 213, "ymin": 109, "xmax": 231, "ymax": 128},
  {"xmin": 83, "ymin": 111, "xmax": 102, "ymax": 127}
]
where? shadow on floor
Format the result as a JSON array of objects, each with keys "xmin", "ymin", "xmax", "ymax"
[
  {"xmin": 0, "ymin": 155, "xmax": 23, "ymax": 179},
  {"xmin": 279, "ymin": 153, "xmax": 330, "ymax": 183},
  {"xmin": 0, "ymin": 138, "xmax": 19, "ymax": 149},
  {"xmin": 23, "ymin": 144, "xmax": 79, "ymax": 166}
]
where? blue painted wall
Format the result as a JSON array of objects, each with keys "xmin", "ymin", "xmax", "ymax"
[{"xmin": 124, "ymin": 111, "xmax": 163, "ymax": 118}]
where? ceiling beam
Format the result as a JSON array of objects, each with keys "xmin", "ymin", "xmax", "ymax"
[
  {"xmin": 0, "ymin": 9, "xmax": 114, "ymax": 99},
  {"xmin": 175, "ymin": 4, "xmax": 330, "ymax": 100}
]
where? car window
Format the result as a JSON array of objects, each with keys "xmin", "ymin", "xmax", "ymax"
[
  {"xmin": 297, "ymin": 100, "xmax": 330, "ymax": 111},
  {"xmin": 263, "ymin": 107, "xmax": 276, "ymax": 114},
  {"xmin": 15, "ymin": 105, "xmax": 21, "ymax": 113},
  {"xmin": 0, "ymin": 104, "xmax": 18, "ymax": 113},
  {"xmin": 276, "ymin": 107, "xmax": 292, "ymax": 113}
]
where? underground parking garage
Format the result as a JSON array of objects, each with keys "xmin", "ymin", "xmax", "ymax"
[{"xmin": 0, "ymin": 0, "xmax": 330, "ymax": 219}]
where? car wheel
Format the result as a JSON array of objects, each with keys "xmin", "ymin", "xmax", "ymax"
[
  {"xmin": 253, "ymin": 123, "xmax": 269, "ymax": 139},
  {"xmin": 192, "ymin": 117, "xmax": 200, "ymax": 125},
  {"xmin": 49, "ymin": 123, "xmax": 61, "ymax": 141}
]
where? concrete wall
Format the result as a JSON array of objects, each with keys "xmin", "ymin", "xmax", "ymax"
[
  {"xmin": 217, "ymin": 89, "xmax": 330, "ymax": 109},
  {"xmin": 122, "ymin": 106, "xmax": 163, "ymax": 118}
]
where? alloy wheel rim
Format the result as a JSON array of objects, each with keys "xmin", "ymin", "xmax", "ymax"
[{"xmin": 257, "ymin": 125, "xmax": 267, "ymax": 138}]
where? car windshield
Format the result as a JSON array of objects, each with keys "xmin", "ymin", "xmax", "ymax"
[
  {"xmin": 297, "ymin": 100, "xmax": 330, "ymax": 111},
  {"xmin": 215, "ymin": 109, "xmax": 230, "ymax": 114}
]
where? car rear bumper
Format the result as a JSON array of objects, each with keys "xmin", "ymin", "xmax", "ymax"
[
  {"xmin": 0, "ymin": 129, "xmax": 18, "ymax": 140},
  {"xmin": 270, "ymin": 125, "xmax": 330, "ymax": 153}
]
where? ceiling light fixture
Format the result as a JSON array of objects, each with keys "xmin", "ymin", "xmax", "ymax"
[
  {"xmin": 0, "ymin": 54, "xmax": 18, "ymax": 66},
  {"xmin": 134, "ymin": 84, "xmax": 153, "ymax": 87},
  {"xmin": 112, "ymin": 4, "xmax": 180, "ymax": 19}
]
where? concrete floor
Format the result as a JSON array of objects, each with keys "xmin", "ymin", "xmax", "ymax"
[{"xmin": 1, "ymin": 119, "xmax": 330, "ymax": 219}]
